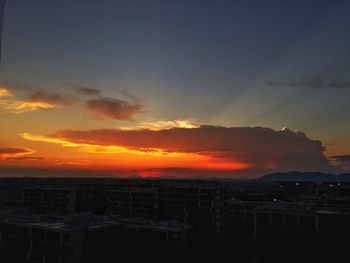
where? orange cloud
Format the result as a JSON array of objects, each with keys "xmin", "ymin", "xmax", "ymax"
[
  {"xmin": 27, "ymin": 91, "xmax": 74, "ymax": 107},
  {"xmin": 329, "ymin": 154, "xmax": 350, "ymax": 171},
  {"xmin": 5, "ymin": 156, "xmax": 45, "ymax": 161},
  {"xmin": 0, "ymin": 85, "xmax": 145, "ymax": 120},
  {"xmin": 0, "ymin": 147, "xmax": 34, "ymax": 159},
  {"xmin": 0, "ymin": 88, "xmax": 72, "ymax": 113},
  {"xmin": 20, "ymin": 125, "xmax": 333, "ymax": 172},
  {"xmin": 20, "ymin": 132, "xmax": 248, "ymax": 171},
  {"xmin": 0, "ymin": 100, "xmax": 57, "ymax": 113},
  {"xmin": 0, "ymin": 87, "xmax": 11, "ymax": 97},
  {"xmin": 121, "ymin": 119, "xmax": 200, "ymax": 131}
]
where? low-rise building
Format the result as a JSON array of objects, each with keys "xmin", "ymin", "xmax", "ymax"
[
  {"xmin": 23, "ymin": 188, "xmax": 77, "ymax": 215},
  {"xmin": 0, "ymin": 207, "xmax": 190, "ymax": 263}
]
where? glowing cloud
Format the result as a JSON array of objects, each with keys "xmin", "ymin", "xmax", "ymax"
[
  {"xmin": 20, "ymin": 125, "xmax": 332, "ymax": 172},
  {"xmin": 0, "ymin": 147, "xmax": 34, "ymax": 159},
  {"xmin": 20, "ymin": 132, "xmax": 249, "ymax": 171},
  {"xmin": 27, "ymin": 91, "xmax": 74, "ymax": 107},
  {"xmin": 0, "ymin": 87, "xmax": 10, "ymax": 97},
  {"xmin": 0, "ymin": 88, "xmax": 71, "ymax": 113},
  {"xmin": 0, "ymin": 100, "xmax": 56, "ymax": 113},
  {"xmin": 20, "ymin": 132, "xmax": 157, "ymax": 154},
  {"xmin": 121, "ymin": 119, "xmax": 200, "ymax": 130}
]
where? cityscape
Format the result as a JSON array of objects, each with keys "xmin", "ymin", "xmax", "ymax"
[{"xmin": 0, "ymin": 174, "xmax": 350, "ymax": 262}]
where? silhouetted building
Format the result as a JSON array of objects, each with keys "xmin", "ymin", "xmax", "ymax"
[
  {"xmin": 0, "ymin": 207, "xmax": 190, "ymax": 263},
  {"xmin": 76, "ymin": 182, "xmax": 226, "ymax": 231},
  {"xmin": 13, "ymin": 177, "xmax": 350, "ymax": 263},
  {"xmin": 228, "ymin": 199, "xmax": 350, "ymax": 263},
  {"xmin": 23, "ymin": 188, "xmax": 77, "ymax": 214},
  {"xmin": 157, "ymin": 184, "xmax": 225, "ymax": 230},
  {"xmin": 0, "ymin": 208, "xmax": 91, "ymax": 263}
]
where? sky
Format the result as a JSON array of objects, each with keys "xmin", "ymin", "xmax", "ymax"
[{"xmin": 0, "ymin": 0, "xmax": 350, "ymax": 178}]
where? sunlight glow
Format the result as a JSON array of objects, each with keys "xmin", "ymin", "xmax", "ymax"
[
  {"xmin": 121, "ymin": 119, "xmax": 200, "ymax": 131},
  {"xmin": 21, "ymin": 132, "xmax": 192, "ymax": 156},
  {"xmin": 0, "ymin": 100, "xmax": 57, "ymax": 113},
  {"xmin": 0, "ymin": 88, "xmax": 11, "ymax": 97},
  {"xmin": 0, "ymin": 148, "xmax": 34, "ymax": 159},
  {"xmin": 20, "ymin": 133, "xmax": 249, "ymax": 171}
]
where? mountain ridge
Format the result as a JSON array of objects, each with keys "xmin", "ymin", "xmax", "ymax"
[{"xmin": 258, "ymin": 171, "xmax": 350, "ymax": 182}]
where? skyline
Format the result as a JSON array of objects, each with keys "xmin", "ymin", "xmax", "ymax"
[{"xmin": 1, "ymin": 0, "xmax": 350, "ymax": 177}]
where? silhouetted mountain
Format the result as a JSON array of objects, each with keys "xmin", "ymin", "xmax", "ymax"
[{"xmin": 258, "ymin": 171, "xmax": 350, "ymax": 182}]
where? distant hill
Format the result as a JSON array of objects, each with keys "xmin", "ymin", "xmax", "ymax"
[{"xmin": 258, "ymin": 171, "xmax": 350, "ymax": 182}]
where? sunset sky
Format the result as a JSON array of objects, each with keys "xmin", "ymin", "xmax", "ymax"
[{"xmin": 0, "ymin": 0, "xmax": 350, "ymax": 178}]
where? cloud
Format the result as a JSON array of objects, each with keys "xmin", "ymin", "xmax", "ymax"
[
  {"xmin": 0, "ymin": 84, "xmax": 144, "ymax": 119},
  {"xmin": 0, "ymin": 81, "xmax": 35, "ymax": 93},
  {"xmin": 85, "ymin": 97, "xmax": 144, "ymax": 120},
  {"xmin": 75, "ymin": 86, "xmax": 101, "ymax": 97},
  {"xmin": 0, "ymin": 88, "xmax": 74, "ymax": 113},
  {"xmin": 21, "ymin": 125, "xmax": 333, "ymax": 172},
  {"xmin": 115, "ymin": 88, "xmax": 142, "ymax": 103},
  {"xmin": 5, "ymin": 156, "xmax": 45, "ymax": 161},
  {"xmin": 74, "ymin": 85, "xmax": 144, "ymax": 120},
  {"xmin": 0, "ymin": 88, "xmax": 11, "ymax": 97},
  {"xmin": 329, "ymin": 155, "xmax": 350, "ymax": 171},
  {"xmin": 0, "ymin": 147, "xmax": 34, "ymax": 158},
  {"xmin": 27, "ymin": 91, "xmax": 74, "ymax": 107},
  {"xmin": 121, "ymin": 119, "xmax": 200, "ymax": 130},
  {"xmin": 0, "ymin": 100, "xmax": 58, "ymax": 113},
  {"xmin": 330, "ymin": 155, "xmax": 350, "ymax": 161},
  {"xmin": 265, "ymin": 61, "xmax": 350, "ymax": 89}
]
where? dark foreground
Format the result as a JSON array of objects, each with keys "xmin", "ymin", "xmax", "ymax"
[{"xmin": 0, "ymin": 176, "xmax": 349, "ymax": 263}]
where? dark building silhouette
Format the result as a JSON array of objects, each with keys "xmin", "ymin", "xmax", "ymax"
[
  {"xmin": 0, "ymin": 207, "xmax": 190, "ymax": 263},
  {"xmin": 23, "ymin": 188, "xmax": 77, "ymax": 215},
  {"xmin": 228, "ymin": 193, "xmax": 350, "ymax": 263},
  {"xmin": 1, "ymin": 177, "xmax": 350, "ymax": 262},
  {"xmin": 76, "ymin": 182, "xmax": 226, "ymax": 231}
]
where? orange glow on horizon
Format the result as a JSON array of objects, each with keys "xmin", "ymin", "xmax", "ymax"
[{"xmin": 19, "ymin": 132, "xmax": 250, "ymax": 171}]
